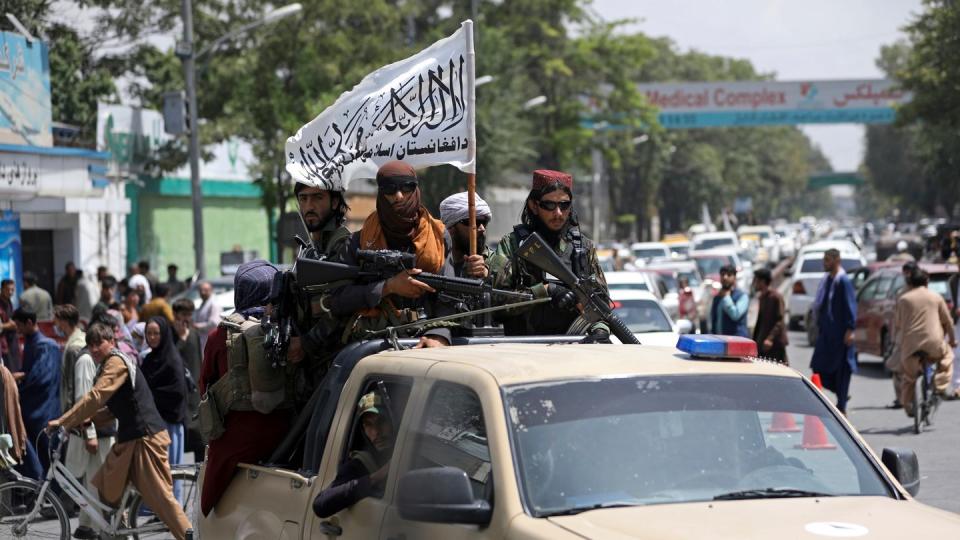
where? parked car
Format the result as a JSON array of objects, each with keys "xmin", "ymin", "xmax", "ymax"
[
  {"xmin": 608, "ymin": 289, "xmax": 693, "ymax": 345},
  {"xmin": 629, "ymin": 242, "xmax": 671, "ymax": 265},
  {"xmin": 645, "ymin": 260, "xmax": 708, "ymax": 322},
  {"xmin": 691, "ymin": 231, "xmax": 739, "ymax": 252},
  {"xmin": 605, "ymin": 271, "xmax": 668, "ymax": 302},
  {"xmin": 854, "ymin": 263, "xmax": 957, "ymax": 359}
]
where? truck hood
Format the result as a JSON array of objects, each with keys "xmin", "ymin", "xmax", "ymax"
[{"xmin": 547, "ymin": 497, "xmax": 960, "ymax": 539}]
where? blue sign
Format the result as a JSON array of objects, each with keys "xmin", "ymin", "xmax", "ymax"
[
  {"xmin": 0, "ymin": 211, "xmax": 23, "ymax": 297},
  {"xmin": 658, "ymin": 108, "xmax": 896, "ymax": 129},
  {"xmin": 0, "ymin": 32, "xmax": 52, "ymax": 146}
]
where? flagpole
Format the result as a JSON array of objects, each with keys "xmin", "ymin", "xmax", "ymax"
[{"xmin": 464, "ymin": 20, "xmax": 478, "ymax": 256}]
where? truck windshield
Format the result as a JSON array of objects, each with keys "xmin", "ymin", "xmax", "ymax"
[{"xmin": 504, "ymin": 375, "xmax": 892, "ymax": 517}]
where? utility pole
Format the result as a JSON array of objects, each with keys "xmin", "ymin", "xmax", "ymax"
[{"xmin": 180, "ymin": 0, "xmax": 205, "ymax": 279}]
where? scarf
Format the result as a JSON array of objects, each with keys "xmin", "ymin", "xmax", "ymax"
[{"xmin": 359, "ymin": 209, "xmax": 446, "ymax": 274}]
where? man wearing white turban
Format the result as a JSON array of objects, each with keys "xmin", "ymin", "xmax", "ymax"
[{"xmin": 439, "ymin": 192, "xmax": 493, "ymax": 279}]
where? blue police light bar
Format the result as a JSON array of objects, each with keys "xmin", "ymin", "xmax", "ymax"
[{"xmin": 677, "ymin": 334, "xmax": 758, "ymax": 358}]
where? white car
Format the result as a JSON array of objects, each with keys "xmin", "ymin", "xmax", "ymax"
[
  {"xmin": 629, "ymin": 242, "xmax": 671, "ymax": 265},
  {"xmin": 774, "ymin": 224, "xmax": 799, "ymax": 259},
  {"xmin": 789, "ymin": 240, "xmax": 862, "ymax": 276},
  {"xmin": 605, "ymin": 271, "xmax": 666, "ymax": 300},
  {"xmin": 692, "ymin": 231, "xmax": 739, "ymax": 252},
  {"xmin": 785, "ymin": 251, "xmax": 866, "ymax": 329},
  {"xmin": 645, "ymin": 260, "xmax": 707, "ymax": 321},
  {"xmin": 737, "ymin": 225, "xmax": 781, "ymax": 264},
  {"xmin": 609, "ymin": 289, "xmax": 693, "ymax": 345}
]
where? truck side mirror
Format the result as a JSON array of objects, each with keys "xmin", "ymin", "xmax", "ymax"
[
  {"xmin": 882, "ymin": 447, "xmax": 920, "ymax": 496},
  {"xmin": 398, "ymin": 467, "xmax": 492, "ymax": 525}
]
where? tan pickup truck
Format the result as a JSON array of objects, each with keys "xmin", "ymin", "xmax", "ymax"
[{"xmin": 197, "ymin": 336, "xmax": 960, "ymax": 539}]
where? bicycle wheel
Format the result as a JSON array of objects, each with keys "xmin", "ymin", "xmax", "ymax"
[
  {"xmin": 0, "ymin": 480, "xmax": 70, "ymax": 539},
  {"xmin": 924, "ymin": 369, "xmax": 939, "ymax": 427},
  {"xmin": 912, "ymin": 376, "xmax": 922, "ymax": 434},
  {"xmin": 128, "ymin": 468, "xmax": 198, "ymax": 539}
]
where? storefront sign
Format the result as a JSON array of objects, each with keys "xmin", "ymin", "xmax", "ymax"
[
  {"xmin": 0, "ymin": 154, "xmax": 40, "ymax": 195},
  {"xmin": 0, "ymin": 32, "xmax": 53, "ymax": 146},
  {"xmin": 638, "ymin": 79, "xmax": 911, "ymax": 128},
  {"xmin": 0, "ymin": 211, "xmax": 23, "ymax": 296}
]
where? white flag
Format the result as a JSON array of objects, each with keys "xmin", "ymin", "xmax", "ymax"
[{"xmin": 286, "ymin": 21, "xmax": 476, "ymax": 190}]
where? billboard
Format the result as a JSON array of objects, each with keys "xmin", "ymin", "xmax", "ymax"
[
  {"xmin": 0, "ymin": 32, "xmax": 52, "ymax": 146},
  {"xmin": 638, "ymin": 79, "xmax": 911, "ymax": 128},
  {"xmin": 0, "ymin": 211, "xmax": 23, "ymax": 297}
]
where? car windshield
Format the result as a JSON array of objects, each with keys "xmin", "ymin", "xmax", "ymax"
[
  {"xmin": 695, "ymin": 238, "xmax": 735, "ymax": 250},
  {"xmin": 634, "ymin": 248, "xmax": 667, "ymax": 260},
  {"xmin": 678, "ymin": 270, "xmax": 702, "ymax": 287},
  {"xmin": 743, "ymin": 231, "xmax": 771, "ymax": 240},
  {"xmin": 656, "ymin": 274, "xmax": 679, "ymax": 292},
  {"xmin": 611, "ymin": 299, "xmax": 673, "ymax": 333},
  {"xmin": 608, "ymin": 282, "xmax": 650, "ymax": 292},
  {"xmin": 694, "ymin": 256, "xmax": 732, "ymax": 276},
  {"xmin": 799, "ymin": 258, "xmax": 861, "ymax": 273},
  {"xmin": 929, "ymin": 275, "xmax": 950, "ymax": 301},
  {"xmin": 669, "ymin": 245, "xmax": 689, "ymax": 256},
  {"xmin": 505, "ymin": 375, "xmax": 892, "ymax": 516}
]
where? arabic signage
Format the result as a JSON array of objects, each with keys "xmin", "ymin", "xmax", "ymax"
[
  {"xmin": 0, "ymin": 32, "xmax": 53, "ymax": 146},
  {"xmin": 286, "ymin": 20, "xmax": 476, "ymax": 190},
  {"xmin": 0, "ymin": 211, "xmax": 23, "ymax": 297},
  {"xmin": 96, "ymin": 103, "xmax": 254, "ymax": 181},
  {"xmin": 637, "ymin": 79, "xmax": 911, "ymax": 128}
]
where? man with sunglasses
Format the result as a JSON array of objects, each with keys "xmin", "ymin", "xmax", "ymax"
[
  {"xmin": 488, "ymin": 169, "xmax": 611, "ymax": 342},
  {"xmin": 439, "ymin": 191, "xmax": 493, "ymax": 279},
  {"xmin": 328, "ymin": 161, "xmax": 454, "ymax": 348}
]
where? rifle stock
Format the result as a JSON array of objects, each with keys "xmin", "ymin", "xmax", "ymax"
[{"xmin": 517, "ymin": 232, "xmax": 641, "ymax": 345}]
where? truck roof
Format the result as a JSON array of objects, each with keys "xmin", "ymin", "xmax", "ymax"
[{"xmin": 367, "ymin": 343, "xmax": 801, "ymax": 387}]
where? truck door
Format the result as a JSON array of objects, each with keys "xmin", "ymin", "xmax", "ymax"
[{"xmin": 305, "ymin": 374, "xmax": 418, "ymax": 540}]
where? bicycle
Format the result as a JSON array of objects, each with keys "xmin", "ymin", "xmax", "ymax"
[
  {"xmin": 0, "ymin": 427, "xmax": 198, "ymax": 539},
  {"xmin": 912, "ymin": 351, "xmax": 940, "ymax": 434}
]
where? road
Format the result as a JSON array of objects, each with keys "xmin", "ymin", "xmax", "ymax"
[{"xmin": 786, "ymin": 330, "xmax": 960, "ymax": 514}]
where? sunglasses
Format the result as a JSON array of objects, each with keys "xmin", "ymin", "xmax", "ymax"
[
  {"xmin": 380, "ymin": 181, "xmax": 418, "ymax": 195},
  {"xmin": 458, "ymin": 218, "xmax": 490, "ymax": 227},
  {"xmin": 537, "ymin": 200, "xmax": 572, "ymax": 212}
]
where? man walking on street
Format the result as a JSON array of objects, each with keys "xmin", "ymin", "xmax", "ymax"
[
  {"xmin": 810, "ymin": 248, "xmax": 857, "ymax": 414},
  {"xmin": 20, "ymin": 272, "xmax": 54, "ymax": 321},
  {"xmin": 12, "ymin": 308, "xmax": 61, "ymax": 480},
  {"xmin": 193, "ymin": 281, "xmax": 221, "ymax": 350},
  {"xmin": 710, "ymin": 265, "xmax": 749, "ymax": 337},
  {"xmin": 896, "ymin": 270, "xmax": 956, "ymax": 415},
  {"xmin": 752, "ymin": 268, "xmax": 788, "ymax": 364}
]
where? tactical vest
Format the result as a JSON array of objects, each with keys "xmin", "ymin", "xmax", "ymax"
[
  {"xmin": 198, "ymin": 313, "xmax": 297, "ymax": 440},
  {"xmin": 101, "ymin": 351, "xmax": 166, "ymax": 443}
]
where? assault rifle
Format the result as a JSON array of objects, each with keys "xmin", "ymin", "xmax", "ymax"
[
  {"xmin": 517, "ymin": 232, "xmax": 641, "ymax": 345},
  {"xmin": 296, "ymin": 250, "xmax": 533, "ymax": 308}
]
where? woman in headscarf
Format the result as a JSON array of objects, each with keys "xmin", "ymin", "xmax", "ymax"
[
  {"xmin": 142, "ymin": 316, "xmax": 188, "ymax": 501},
  {"xmin": 199, "ymin": 260, "xmax": 291, "ymax": 516}
]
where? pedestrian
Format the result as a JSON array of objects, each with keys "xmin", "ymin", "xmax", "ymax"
[
  {"xmin": 55, "ymin": 261, "xmax": 79, "ymax": 306},
  {"xmin": 710, "ymin": 264, "xmax": 749, "ymax": 337},
  {"xmin": 948, "ymin": 258, "xmax": 960, "ymax": 399},
  {"xmin": 47, "ymin": 323, "xmax": 192, "ymax": 540},
  {"xmin": 439, "ymin": 191, "xmax": 492, "ymax": 278},
  {"xmin": 810, "ymin": 248, "xmax": 858, "ymax": 414},
  {"xmin": 752, "ymin": 268, "xmax": 789, "ymax": 364},
  {"xmin": 328, "ymin": 161, "xmax": 454, "ymax": 347},
  {"xmin": 1, "ymin": 278, "xmax": 20, "ymax": 371},
  {"xmin": 165, "ymin": 264, "xmax": 186, "ymax": 297},
  {"xmin": 141, "ymin": 283, "xmax": 174, "ymax": 322},
  {"xmin": 894, "ymin": 270, "xmax": 956, "ymax": 415},
  {"xmin": 677, "ymin": 276, "xmax": 698, "ymax": 332},
  {"xmin": 139, "ymin": 260, "xmax": 159, "ymax": 292},
  {"xmin": 141, "ymin": 316, "xmax": 188, "ymax": 502},
  {"xmin": 93, "ymin": 275, "xmax": 119, "ymax": 320},
  {"xmin": 884, "ymin": 261, "xmax": 919, "ymax": 409},
  {"xmin": 20, "ymin": 271, "xmax": 54, "ymax": 321},
  {"xmin": 96, "ymin": 266, "xmax": 109, "ymax": 283},
  {"xmin": 121, "ymin": 289, "xmax": 141, "ymax": 327},
  {"xmin": 487, "ymin": 169, "xmax": 611, "ymax": 342},
  {"xmin": 74, "ymin": 270, "xmax": 97, "ymax": 322},
  {"xmin": 193, "ymin": 281, "xmax": 221, "ymax": 351},
  {"xmin": 11, "ymin": 307, "xmax": 61, "ymax": 480},
  {"xmin": 172, "ymin": 298, "xmax": 204, "ymax": 460},
  {"xmin": 56, "ymin": 305, "xmax": 114, "ymax": 540},
  {"xmin": 129, "ymin": 273, "xmax": 152, "ymax": 304}
]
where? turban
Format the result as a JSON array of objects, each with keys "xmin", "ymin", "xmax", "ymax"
[
  {"xmin": 233, "ymin": 260, "xmax": 280, "ymax": 313},
  {"xmin": 439, "ymin": 192, "xmax": 491, "ymax": 229},
  {"xmin": 532, "ymin": 169, "xmax": 573, "ymax": 192},
  {"xmin": 128, "ymin": 274, "xmax": 152, "ymax": 302}
]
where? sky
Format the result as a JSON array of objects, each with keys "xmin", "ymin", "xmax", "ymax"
[{"xmin": 590, "ymin": 0, "xmax": 923, "ymax": 171}]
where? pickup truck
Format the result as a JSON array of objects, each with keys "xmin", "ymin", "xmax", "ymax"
[{"xmin": 197, "ymin": 336, "xmax": 960, "ymax": 539}]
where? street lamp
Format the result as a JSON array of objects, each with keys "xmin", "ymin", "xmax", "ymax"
[
  {"xmin": 522, "ymin": 95, "xmax": 548, "ymax": 110},
  {"xmin": 179, "ymin": 1, "xmax": 302, "ymax": 279}
]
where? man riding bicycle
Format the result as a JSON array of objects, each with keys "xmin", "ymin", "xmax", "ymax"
[
  {"xmin": 46, "ymin": 322, "xmax": 192, "ymax": 539},
  {"xmin": 894, "ymin": 270, "xmax": 956, "ymax": 417}
]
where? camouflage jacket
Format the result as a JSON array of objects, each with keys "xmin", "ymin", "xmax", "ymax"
[{"xmin": 487, "ymin": 224, "xmax": 609, "ymax": 336}]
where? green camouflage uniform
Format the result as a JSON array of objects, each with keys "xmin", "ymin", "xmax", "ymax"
[{"xmin": 487, "ymin": 225, "xmax": 609, "ymax": 336}]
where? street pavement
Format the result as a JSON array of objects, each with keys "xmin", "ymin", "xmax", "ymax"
[{"xmin": 787, "ymin": 330, "xmax": 960, "ymax": 514}]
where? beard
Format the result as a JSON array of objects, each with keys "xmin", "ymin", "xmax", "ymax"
[{"xmin": 302, "ymin": 210, "xmax": 332, "ymax": 232}]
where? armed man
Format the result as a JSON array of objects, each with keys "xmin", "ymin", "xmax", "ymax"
[
  {"xmin": 328, "ymin": 160, "xmax": 454, "ymax": 348},
  {"xmin": 439, "ymin": 191, "xmax": 492, "ymax": 279},
  {"xmin": 488, "ymin": 169, "xmax": 612, "ymax": 342}
]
